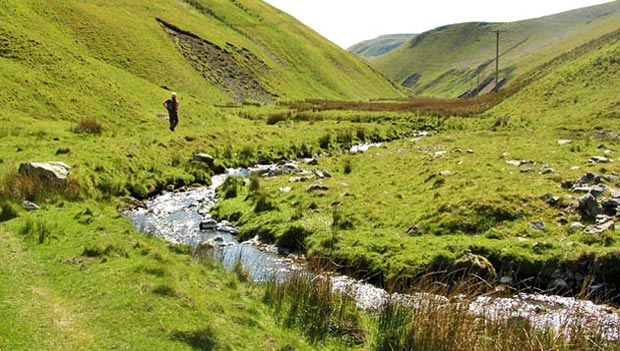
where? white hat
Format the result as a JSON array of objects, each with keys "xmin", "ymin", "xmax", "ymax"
[{"xmin": 171, "ymin": 92, "xmax": 177, "ymax": 97}]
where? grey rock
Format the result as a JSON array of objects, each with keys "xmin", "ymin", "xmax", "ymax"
[
  {"xmin": 506, "ymin": 160, "xmax": 522, "ymax": 167},
  {"xmin": 590, "ymin": 156, "xmax": 613, "ymax": 163},
  {"xmin": 306, "ymin": 184, "xmax": 329, "ymax": 192},
  {"xmin": 578, "ymin": 193, "xmax": 600, "ymax": 219},
  {"xmin": 570, "ymin": 222, "xmax": 586, "ymax": 231},
  {"xmin": 289, "ymin": 176, "xmax": 311, "ymax": 183},
  {"xmin": 22, "ymin": 200, "xmax": 40, "ymax": 211},
  {"xmin": 279, "ymin": 186, "xmax": 292, "ymax": 193},
  {"xmin": 192, "ymin": 153, "xmax": 214, "ymax": 164},
  {"xmin": 540, "ymin": 193, "xmax": 560, "ymax": 206},
  {"xmin": 439, "ymin": 170, "xmax": 452, "ymax": 176},
  {"xmin": 18, "ymin": 161, "xmax": 70, "ymax": 181},
  {"xmin": 585, "ymin": 221, "xmax": 614, "ymax": 235},
  {"xmin": 305, "ymin": 158, "xmax": 319, "ymax": 165},
  {"xmin": 578, "ymin": 172, "xmax": 601, "ymax": 185},
  {"xmin": 529, "ymin": 221, "xmax": 546, "ymax": 231},
  {"xmin": 199, "ymin": 218, "xmax": 218, "ymax": 230},
  {"xmin": 601, "ymin": 198, "xmax": 620, "ymax": 216},
  {"xmin": 558, "ymin": 139, "xmax": 572, "ymax": 145}
]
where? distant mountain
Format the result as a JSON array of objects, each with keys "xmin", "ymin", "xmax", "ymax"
[
  {"xmin": 348, "ymin": 34, "xmax": 417, "ymax": 58},
  {"xmin": 372, "ymin": 0, "xmax": 620, "ymax": 97}
]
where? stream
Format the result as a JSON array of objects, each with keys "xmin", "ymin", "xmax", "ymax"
[{"xmin": 126, "ymin": 162, "xmax": 620, "ymax": 341}]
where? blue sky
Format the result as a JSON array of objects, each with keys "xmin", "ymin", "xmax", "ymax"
[{"xmin": 262, "ymin": 0, "xmax": 613, "ymax": 48}]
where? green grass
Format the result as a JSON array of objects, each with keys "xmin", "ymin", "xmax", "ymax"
[
  {"xmin": 347, "ymin": 33, "xmax": 417, "ymax": 58},
  {"xmin": 0, "ymin": 202, "xmax": 321, "ymax": 350},
  {"xmin": 2, "ymin": 0, "xmax": 620, "ymax": 349},
  {"xmin": 372, "ymin": 1, "xmax": 620, "ymax": 97}
]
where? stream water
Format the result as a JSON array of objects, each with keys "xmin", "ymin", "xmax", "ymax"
[{"xmin": 126, "ymin": 164, "xmax": 620, "ymax": 341}]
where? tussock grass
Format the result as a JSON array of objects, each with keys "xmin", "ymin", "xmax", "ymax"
[
  {"xmin": 72, "ymin": 118, "xmax": 105, "ymax": 134},
  {"xmin": 263, "ymin": 272, "xmax": 363, "ymax": 345},
  {"xmin": 0, "ymin": 171, "xmax": 83, "ymax": 203}
]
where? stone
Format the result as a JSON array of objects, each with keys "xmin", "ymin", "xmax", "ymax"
[
  {"xmin": 279, "ymin": 186, "xmax": 292, "ymax": 193},
  {"xmin": 305, "ymin": 158, "xmax": 318, "ymax": 165},
  {"xmin": 601, "ymin": 198, "xmax": 620, "ymax": 216},
  {"xmin": 585, "ymin": 221, "xmax": 615, "ymax": 235},
  {"xmin": 439, "ymin": 170, "xmax": 452, "ymax": 176},
  {"xmin": 192, "ymin": 153, "xmax": 214, "ymax": 164},
  {"xmin": 18, "ymin": 161, "xmax": 70, "ymax": 181},
  {"xmin": 306, "ymin": 184, "xmax": 329, "ymax": 192},
  {"xmin": 466, "ymin": 149, "xmax": 474, "ymax": 154},
  {"xmin": 578, "ymin": 193, "xmax": 600, "ymax": 219},
  {"xmin": 558, "ymin": 139, "xmax": 572, "ymax": 145},
  {"xmin": 540, "ymin": 193, "xmax": 560, "ymax": 206},
  {"xmin": 590, "ymin": 156, "xmax": 613, "ymax": 163},
  {"xmin": 199, "ymin": 218, "xmax": 218, "ymax": 230},
  {"xmin": 195, "ymin": 235, "xmax": 228, "ymax": 252},
  {"xmin": 405, "ymin": 225, "xmax": 420, "ymax": 236},
  {"xmin": 578, "ymin": 172, "xmax": 601, "ymax": 185},
  {"xmin": 570, "ymin": 222, "xmax": 586, "ymax": 231},
  {"xmin": 289, "ymin": 176, "xmax": 311, "ymax": 183},
  {"xmin": 22, "ymin": 200, "xmax": 40, "ymax": 211},
  {"xmin": 506, "ymin": 160, "xmax": 522, "ymax": 167},
  {"xmin": 529, "ymin": 221, "xmax": 546, "ymax": 231}
]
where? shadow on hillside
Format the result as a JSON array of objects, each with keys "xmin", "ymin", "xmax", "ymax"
[{"xmin": 171, "ymin": 326, "xmax": 218, "ymax": 351}]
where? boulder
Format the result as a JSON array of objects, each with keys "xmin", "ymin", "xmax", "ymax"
[
  {"xmin": 601, "ymin": 198, "xmax": 620, "ymax": 216},
  {"xmin": 18, "ymin": 161, "xmax": 70, "ymax": 181},
  {"xmin": 578, "ymin": 193, "xmax": 600, "ymax": 219}
]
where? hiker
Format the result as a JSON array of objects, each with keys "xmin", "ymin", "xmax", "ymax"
[{"xmin": 163, "ymin": 92, "xmax": 179, "ymax": 131}]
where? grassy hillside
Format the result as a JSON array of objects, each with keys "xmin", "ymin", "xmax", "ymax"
[
  {"xmin": 347, "ymin": 34, "xmax": 417, "ymax": 58},
  {"xmin": 372, "ymin": 0, "xmax": 620, "ymax": 97},
  {"xmin": 213, "ymin": 28, "xmax": 620, "ymax": 294},
  {"xmin": 2, "ymin": 0, "xmax": 620, "ymax": 349}
]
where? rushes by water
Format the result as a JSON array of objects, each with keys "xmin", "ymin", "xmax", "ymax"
[{"xmin": 262, "ymin": 269, "xmax": 620, "ymax": 350}]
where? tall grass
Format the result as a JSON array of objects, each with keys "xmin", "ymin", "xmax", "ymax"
[
  {"xmin": 263, "ymin": 272, "xmax": 364, "ymax": 345},
  {"xmin": 263, "ymin": 268, "xmax": 620, "ymax": 350},
  {"xmin": 0, "ymin": 171, "xmax": 83, "ymax": 203}
]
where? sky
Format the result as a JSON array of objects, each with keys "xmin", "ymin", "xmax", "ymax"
[{"xmin": 262, "ymin": 0, "xmax": 613, "ymax": 48}]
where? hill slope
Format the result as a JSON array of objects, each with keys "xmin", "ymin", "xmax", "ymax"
[
  {"xmin": 347, "ymin": 33, "xmax": 417, "ymax": 58},
  {"xmin": 0, "ymin": 0, "xmax": 401, "ymax": 120},
  {"xmin": 372, "ymin": 0, "xmax": 620, "ymax": 97}
]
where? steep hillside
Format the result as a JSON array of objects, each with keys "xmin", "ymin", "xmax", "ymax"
[
  {"xmin": 0, "ymin": 0, "xmax": 401, "ymax": 121},
  {"xmin": 348, "ymin": 34, "xmax": 417, "ymax": 58},
  {"xmin": 492, "ymin": 28, "xmax": 620, "ymax": 127},
  {"xmin": 373, "ymin": 0, "xmax": 620, "ymax": 97}
]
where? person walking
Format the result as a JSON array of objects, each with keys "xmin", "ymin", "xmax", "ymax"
[{"xmin": 163, "ymin": 92, "xmax": 179, "ymax": 131}]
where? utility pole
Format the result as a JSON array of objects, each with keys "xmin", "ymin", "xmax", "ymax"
[{"xmin": 492, "ymin": 29, "xmax": 506, "ymax": 92}]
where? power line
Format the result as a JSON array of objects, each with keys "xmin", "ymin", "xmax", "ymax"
[{"xmin": 491, "ymin": 29, "xmax": 507, "ymax": 91}]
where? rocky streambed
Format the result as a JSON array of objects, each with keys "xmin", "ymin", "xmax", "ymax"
[{"xmin": 125, "ymin": 162, "xmax": 620, "ymax": 341}]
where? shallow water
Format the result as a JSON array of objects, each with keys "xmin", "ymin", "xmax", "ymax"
[{"xmin": 126, "ymin": 165, "xmax": 620, "ymax": 340}]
